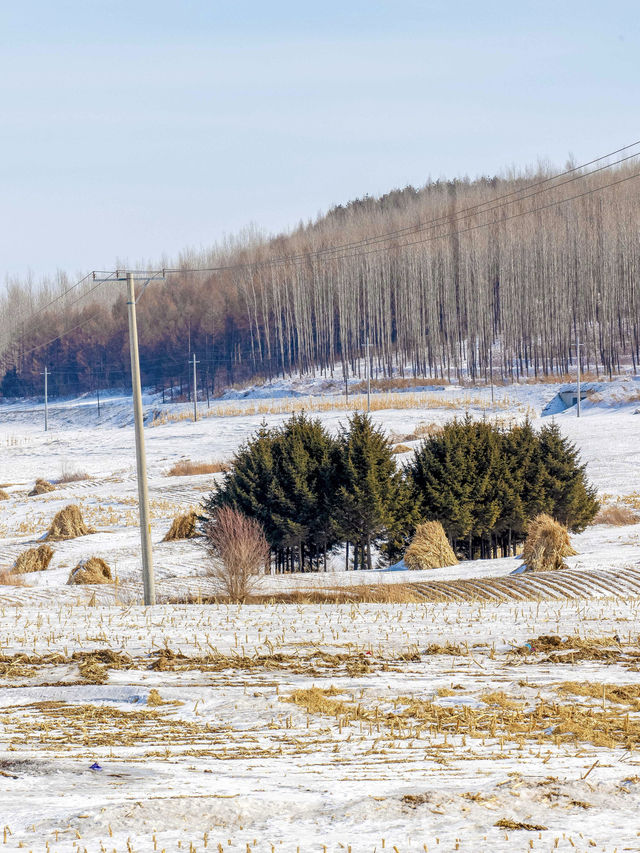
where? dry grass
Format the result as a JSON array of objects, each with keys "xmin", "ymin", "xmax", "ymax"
[
  {"xmin": 151, "ymin": 391, "xmax": 515, "ymax": 426},
  {"xmin": 67, "ymin": 556, "xmax": 112, "ymax": 585},
  {"xmin": 166, "ymin": 459, "xmax": 229, "ymax": 477},
  {"xmin": 557, "ymin": 681, "xmax": 640, "ymax": 708},
  {"xmin": 163, "ymin": 510, "xmax": 200, "ymax": 541},
  {"xmin": 57, "ymin": 466, "xmax": 90, "ymax": 483},
  {"xmin": 404, "ymin": 521, "xmax": 458, "ymax": 570},
  {"xmin": 0, "ymin": 571, "xmax": 25, "ymax": 586},
  {"xmin": 495, "ymin": 819, "xmax": 547, "ymax": 831},
  {"xmin": 521, "ymin": 513, "xmax": 576, "ymax": 572},
  {"xmin": 284, "ymin": 683, "xmax": 640, "ymax": 750},
  {"xmin": 13, "ymin": 544, "xmax": 54, "ymax": 574},
  {"xmin": 389, "ymin": 422, "xmax": 444, "ymax": 443},
  {"xmin": 392, "ymin": 443, "xmax": 412, "ymax": 454},
  {"xmin": 593, "ymin": 503, "xmax": 640, "ymax": 526},
  {"xmin": 28, "ymin": 478, "xmax": 55, "ymax": 496},
  {"xmin": 0, "ymin": 489, "xmax": 9, "ymax": 501},
  {"xmin": 46, "ymin": 504, "xmax": 95, "ymax": 541},
  {"xmin": 229, "ymin": 584, "xmax": 424, "ymax": 605}
]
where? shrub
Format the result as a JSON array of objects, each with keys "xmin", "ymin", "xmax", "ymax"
[
  {"xmin": 0, "ymin": 490, "xmax": 9, "ymax": 501},
  {"xmin": 203, "ymin": 506, "xmax": 269, "ymax": 603},
  {"xmin": 392, "ymin": 444, "xmax": 412, "ymax": 454},
  {"xmin": 404, "ymin": 522, "xmax": 458, "ymax": 570},
  {"xmin": 521, "ymin": 513, "xmax": 576, "ymax": 572}
]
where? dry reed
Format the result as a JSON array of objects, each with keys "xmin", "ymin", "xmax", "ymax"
[
  {"xmin": 593, "ymin": 503, "xmax": 640, "ymax": 526},
  {"xmin": 166, "ymin": 459, "xmax": 229, "ymax": 477},
  {"xmin": 0, "ymin": 489, "xmax": 9, "ymax": 501}
]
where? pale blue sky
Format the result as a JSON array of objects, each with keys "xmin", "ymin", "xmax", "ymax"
[{"xmin": 1, "ymin": 1, "xmax": 638, "ymax": 280}]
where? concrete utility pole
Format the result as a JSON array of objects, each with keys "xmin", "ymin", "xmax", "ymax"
[
  {"xmin": 366, "ymin": 337, "xmax": 371, "ymax": 413},
  {"xmin": 576, "ymin": 332, "xmax": 581, "ymax": 418},
  {"xmin": 192, "ymin": 353, "xmax": 199, "ymax": 422},
  {"xmin": 41, "ymin": 366, "xmax": 48, "ymax": 431},
  {"xmin": 126, "ymin": 272, "xmax": 155, "ymax": 606}
]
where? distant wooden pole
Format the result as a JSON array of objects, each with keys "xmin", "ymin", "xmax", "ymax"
[{"xmin": 577, "ymin": 333, "xmax": 581, "ymax": 418}]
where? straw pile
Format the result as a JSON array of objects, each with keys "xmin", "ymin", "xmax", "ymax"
[
  {"xmin": 67, "ymin": 557, "xmax": 112, "ymax": 585},
  {"xmin": 0, "ymin": 490, "xmax": 9, "ymax": 501},
  {"xmin": 28, "ymin": 479, "xmax": 55, "ymax": 496},
  {"xmin": 163, "ymin": 510, "xmax": 199, "ymax": 541},
  {"xmin": 13, "ymin": 544, "xmax": 54, "ymax": 574},
  {"xmin": 404, "ymin": 521, "xmax": 458, "ymax": 570},
  {"xmin": 46, "ymin": 504, "xmax": 95, "ymax": 540},
  {"xmin": 522, "ymin": 513, "xmax": 577, "ymax": 572}
]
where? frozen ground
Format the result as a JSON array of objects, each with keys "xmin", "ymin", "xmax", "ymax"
[{"xmin": 1, "ymin": 379, "xmax": 640, "ymax": 851}]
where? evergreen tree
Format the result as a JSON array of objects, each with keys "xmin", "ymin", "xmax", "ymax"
[
  {"xmin": 537, "ymin": 422, "xmax": 599, "ymax": 531},
  {"xmin": 335, "ymin": 412, "xmax": 412, "ymax": 570}
]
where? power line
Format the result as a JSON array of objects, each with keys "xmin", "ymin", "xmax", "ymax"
[{"xmin": 9, "ymin": 138, "xmax": 640, "ymax": 362}]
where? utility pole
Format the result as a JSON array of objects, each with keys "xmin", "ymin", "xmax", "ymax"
[
  {"xmin": 366, "ymin": 337, "xmax": 371, "ymax": 413},
  {"xmin": 489, "ymin": 347, "xmax": 495, "ymax": 409},
  {"xmin": 576, "ymin": 332, "xmax": 581, "ymax": 418},
  {"xmin": 126, "ymin": 272, "xmax": 155, "ymax": 606},
  {"xmin": 192, "ymin": 353, "xmax": 199, "ymax": 422},
  {"xmin": 41, "ymin": 366, "xmax": 48, "ymax": 431}
]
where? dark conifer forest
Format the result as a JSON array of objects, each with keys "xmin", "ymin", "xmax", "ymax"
[
  {"xmin": 204, "ymin": 414, "xmax": 598, "ymax": 572},
  {"xmin": 1, "ymin": 160, "xmax": 639, "ymax": 398}
]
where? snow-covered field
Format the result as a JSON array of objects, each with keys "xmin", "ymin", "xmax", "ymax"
[{"xmin": 1, "ymin": 378, "xmax": 640, "ymax": 851}]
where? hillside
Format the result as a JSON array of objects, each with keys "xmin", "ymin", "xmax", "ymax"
[{"xmin": 1, "ymin": 159, "xmax": 639, "ymax": 400}]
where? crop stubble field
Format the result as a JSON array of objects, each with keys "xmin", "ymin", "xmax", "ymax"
[{"xmin": 2, "ymin": 381, "xmax": 640, "ymax": 851}]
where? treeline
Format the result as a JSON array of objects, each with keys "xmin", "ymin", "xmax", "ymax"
[
  {"xmin": 204, "ymin": 414, "xmax": 598, "ymax": 571},
  {"xmin": 2, "ymin": 160, "xmax": 640, "ymax": 399}
]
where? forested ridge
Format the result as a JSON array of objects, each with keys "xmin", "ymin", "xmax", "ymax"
[{"xmin": 1, "ymin": 158, "xmax": 639, "ymax": 399}]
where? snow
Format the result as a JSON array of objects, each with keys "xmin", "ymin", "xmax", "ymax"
[{"xmin": 1, "ymin": 378, "xmax": 640, "ymax": 851}]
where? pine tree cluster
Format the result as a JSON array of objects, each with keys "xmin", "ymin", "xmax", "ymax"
[{"xmin": 203, "ymin": 413, "xmax": 598, "ymax": 571}]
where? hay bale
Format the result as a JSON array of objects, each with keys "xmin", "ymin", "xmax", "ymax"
[
  {"xmin": 28, "ymin": 479, "xmax": 55, "ymax": 497},
  {"xmin": 163, "ymin": 510, "xmax": 199, "ymax": 541},
  {"xmin": 404, "ymin": 521, "xmax": 458, "ymax": 570},
  {"xmin": 13, "ymin": 544, "xmax": 54, "ymax": 574},
  {"xmin": 521, "ymin": 513, "xmax": 577, "ymax": 572},
  {"xmin": 0, "ymin": 490, "xmax": 9, "ymax": 501},
  {"xmin": 46, "ymin": 504, "xmax": 95, "ymax": 541},
  {"xmin": 67, "ymin": 557, "xmax": 112, "ymax": 585}
]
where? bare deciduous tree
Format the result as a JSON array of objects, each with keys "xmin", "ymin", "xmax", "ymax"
[{"xmin": 203, "ymin": 506, "xmax": 269, "ymax": 603}]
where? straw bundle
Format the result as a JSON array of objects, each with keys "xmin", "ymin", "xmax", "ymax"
[
  {"xmin": 13, "ymin": 544, "xmax": 54, "ymax": 574},
  {"xmin": 404, "ymin": 521, "xmax": 458, "ymax": 570},
  {"xmin": 28, "ymin": 479, "xmax": 55, "ymax": 496},
  {"xmin": 46, "ymin": 504, "xmax": 95, "ymax": 540},
  {"xmin": 163, "ymin": 510, "xmax": 199, "ymax": 541},
  {"xmin": 67, "ymin": 557, "xmax": 112, "ymax": 585},
  {"xmin": 522, "ymin": 513, "xmax": 577, "ymax": 572}
]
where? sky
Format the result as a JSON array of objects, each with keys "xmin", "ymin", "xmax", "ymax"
[{"xmin": 1, "ymin": 0, "xmax": 638, "ymax": 282}]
